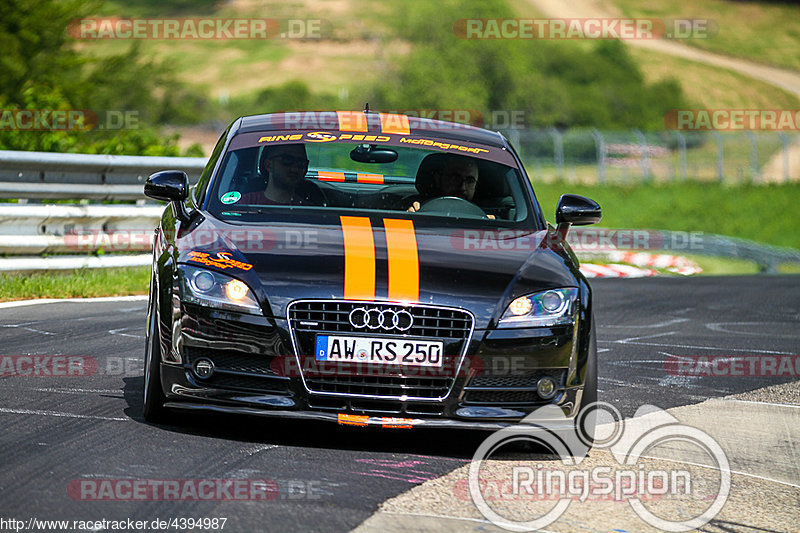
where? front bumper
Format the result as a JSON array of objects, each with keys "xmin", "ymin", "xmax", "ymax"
[{"xmin": 160, "ymin": 301, "xmax": 591, "ymax": 429}]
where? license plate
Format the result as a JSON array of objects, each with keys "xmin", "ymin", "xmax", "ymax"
[{"xmin": 315, "ymin": 335, "xmax": 443, "ymax": 367}]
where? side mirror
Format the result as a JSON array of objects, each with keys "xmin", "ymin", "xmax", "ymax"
[
  {"xmin": 145, "ymin": 170, "xmax": 191, "ymax": 223},
  {"xmin": 144, "ymin": 170, "xmax": 189, "ymax": 202},
  {"xmin": 556, "ymin": 194, "xmax": 601, "ymax": 226}
]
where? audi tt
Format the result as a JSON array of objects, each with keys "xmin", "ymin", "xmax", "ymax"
[{"xmin": 142, "ymin": 110, "xmax": 601, "ymax": 435}]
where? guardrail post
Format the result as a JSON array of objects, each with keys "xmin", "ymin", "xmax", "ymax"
[
  {"xmin": 633, "ymin": 129, "xmax": 651, "ymax": 182},
  {"xmin": 745, "ymin": 130, "xmax": 759, "ymax": 183},
  {"xmin": 675, "ymin": 131, "xmax": 687, "ymax": 181},
  {"xmin": 507, "ymin": 129, "xmax": 522, "ymax": 159},
  {"xmin": 779, "ymin": 132, "xmax": 790, "ymax": 183},
  {"xmin": 713, "ymin": 131, "xmax": 724, "ymax": 182},
  {"xmin": 591, "ymin": 128, "xmax": 605, "ymax": 184},
  {"xmin": 548, "ymin": 127, "xmax": 564, "ymax": 181}
]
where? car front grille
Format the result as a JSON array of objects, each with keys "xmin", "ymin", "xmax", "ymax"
[
  {"xmin": 289, "ymin": 300, "xmax": 472, "ymax": 338},
  {"xmin": 288, "ymin": 300, "xmax": 474, "ymax": 401}
]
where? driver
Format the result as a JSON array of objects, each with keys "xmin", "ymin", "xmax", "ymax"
[
  {"xmin": 239, "ymin": 144, "xmax": 325, "ymax": 206},
  {"xmin": 407, "ymin": 154, "xmax": 494, "ymax": 218}
]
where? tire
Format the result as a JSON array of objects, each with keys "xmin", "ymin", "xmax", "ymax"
[
  {"xmin": 142, "ymin": 295, "xmax": 168, "ymax": 422},
  {"xmin": 576, "ymin": 314, "xmax": 598, "ymax": 449}
]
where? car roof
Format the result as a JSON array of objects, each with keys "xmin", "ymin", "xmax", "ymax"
[{"xmin": 233, "ymin": 111, "xmax": 510, "ymax": 148}]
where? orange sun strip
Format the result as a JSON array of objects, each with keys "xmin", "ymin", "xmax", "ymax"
[
  {"xmin": 356, "ymin": 173, "xmax": 384, "ymax": 184},
  {"xmin": 316, "ymin": 171, "xmax": 346, "ymax": 182},
  {"xmin": 379, "ymin": 113, "xmax": 411, "ymax": 135},
  {"xmin": 336, "ymin": 111, "xmax": 369, "ymax": 133},
  {"xmin": 340, "ymin": 216, "xmax": 376, "ymax": 301},
  {"xmin": 383, "ymin": 218, "xmax": 419, "ymax": 302},
  {"xmin": 338, "ymin": 413, "xmax": 369, "ymax": 426}
]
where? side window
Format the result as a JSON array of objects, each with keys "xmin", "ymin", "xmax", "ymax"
[{"xmin": 216, "ymin": 151, "xmax": 240, "ymax": 197}]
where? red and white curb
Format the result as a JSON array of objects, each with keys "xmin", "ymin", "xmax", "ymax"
[
  {"xmin": 579, "ymin": 252, "xmax": 703, "ymax": 278},
  {"xmin": 579, "ymin": 263, "xmax": 658, "ymax": 278},
  {"xmin": 608, "ymin": 251, "xmax": 702, "ymax": 275}
]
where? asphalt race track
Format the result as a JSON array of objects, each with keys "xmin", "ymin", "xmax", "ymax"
[{"xmin": 0, "ymin": 275, "xmax": 798, "ymax": 532}]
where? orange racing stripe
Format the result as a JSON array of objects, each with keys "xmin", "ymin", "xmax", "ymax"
[
  {"xmin": 336, "ymin": 111, "xmax": 369, "ymax": 132},
  {"xmin": 383, "ymin": 218, "xmax": 419, "ymax": 302},
  {"xmin": 340, "ymin": 216, "xmax": 376, "ymax": 300},
  {"xmin": 379, "ymin": 113, "xmax": 410, "ymax": 135}
]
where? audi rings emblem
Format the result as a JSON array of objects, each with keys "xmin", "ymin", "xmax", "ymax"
[{"xmin": 348, "ymin": 307, "xmax": 414, "ymax": 332}]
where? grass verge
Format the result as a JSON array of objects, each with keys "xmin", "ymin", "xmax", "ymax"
[
  {"xmin": 0, "ymin": 267, "xmax": 149, "ymax": 302},
  {"xmin": 612, "ymin": 0, "xmax": 800, "ymax": 71},
  {"xmin": 532, "ymin": 181, "xmax": 800, "ymax": 250}
]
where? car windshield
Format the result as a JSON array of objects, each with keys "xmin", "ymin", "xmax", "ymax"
[{"xmin": 206, "ymin": 135, "xmax": 532, "ymax": 224}]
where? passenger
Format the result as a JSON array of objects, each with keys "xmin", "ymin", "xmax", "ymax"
[{"xmin": 239, "ymin": 144, "xmax": 324, "ymax": 206}]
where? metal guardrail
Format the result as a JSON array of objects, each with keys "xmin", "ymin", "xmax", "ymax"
[
  {"xmin": 0, "ymin": 150, "xmax": 206, "ymax": 200},
  {"xmin": 699, "ymin": 233, "xmax": 800, "ymax": 273}
]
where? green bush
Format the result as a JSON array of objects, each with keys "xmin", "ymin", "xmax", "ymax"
[{"xmin": 369, "ymin": 0, "xmax": 687, "ymax": 131}]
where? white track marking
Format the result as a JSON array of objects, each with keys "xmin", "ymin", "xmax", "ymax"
[
  {"xmin": 705, "ymin": 321, "xmax": 800, "ymax": 339},
  {"xmin": 108, "ymin": 327, "xmax": 145, "ymax": 339},
  {"xmin": 0, "ymin": 407, "xmax": 128, "ymax": 421},
  {"xmin": 243, "ymin": 444, "xmax": 280, "ymax": 456},
  {"xmin": 635, "ymin": 453, "xmax": 800, "ymax": 490},
  {"xmin": 614, "ymin": 330, "xmax": 677, "ymax": 343},
  {"xmin": 606, "ymin": 331, "xmax": 795, "ymax": 355},
  {"xmin": 29, "ymin": 388, "xmax": 122, "ymax": 395},
  {"xmin": 723, "ymin": 399, "xmax": 800, "ymax": 409},
  {"xmin": 0, "ymin": 295, "xmax": 148, "ymax": 309},
  {"xmin": 602, "ymin": 318, "xmax": 690, "ymax": 329},
  {"xmin": 0, "ymin": 322, "xmax": 57, "ymax": 336}
]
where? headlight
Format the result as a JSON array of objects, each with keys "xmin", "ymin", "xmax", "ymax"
[
  {"xmin": 179, "ymin": 265, "xmax": 261, "ymax": 314},
  {"xmin": 498, "ymin": 288, "xmax": 578, "ymax": 328}
]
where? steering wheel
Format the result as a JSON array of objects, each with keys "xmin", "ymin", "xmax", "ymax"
[{"xmin": 416, "ymin": 196, "xmax": 489, "ymax": 218}]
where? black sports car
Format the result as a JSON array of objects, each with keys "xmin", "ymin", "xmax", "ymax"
[{"xmin": 142, "ymin": 111, "xmax": 601, "ymax": 433}]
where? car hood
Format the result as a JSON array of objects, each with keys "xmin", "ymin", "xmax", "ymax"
[{"xmin": 176, "ymin": 214, "xmax": 579, "ymax": 329}]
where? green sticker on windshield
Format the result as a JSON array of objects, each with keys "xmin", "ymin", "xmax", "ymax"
[{"xmin": 221, "ymin": 191, "xmax": 241, "ymax": 204}]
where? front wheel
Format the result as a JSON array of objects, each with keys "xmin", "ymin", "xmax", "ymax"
[
  {"xmin": 575, "ymin": 314, "xmax": 598, "ymax": 448},
  {"xmin": 142, "ymin": 297, "xmax": 168, "ymax": 422}
]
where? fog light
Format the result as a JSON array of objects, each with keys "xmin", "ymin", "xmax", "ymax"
[
  {"xmin": 536, "ymin": 376, "xmax": 557, "ymax": 399},
  {"xmin": 193, "ymin": 358, "xmax": 215, "ymax": 379}
]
